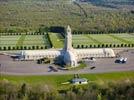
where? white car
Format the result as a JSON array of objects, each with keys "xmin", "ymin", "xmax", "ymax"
[{"xmin": 115, "ymin": 57, "xmax": 127, "ymax": 64}]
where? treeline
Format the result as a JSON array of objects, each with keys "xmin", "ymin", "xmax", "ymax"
[
  {"xmin": 0, "ymin": 45, "xmax": 48, "ymax": 51},
  {"xmin": 74, "ymin": 43, "xmax": 134, "ymax": 49},
  {"xmin": 72, "ymin": 31, "xmax": 134, "ymax": 35},
  {"xmin": 0, "ymin": 80, "xmax": 134, "ymax": 100},
  {"xmin": 1, "ymin": 43, "xmax": 133, "ymax": 51},
  {"xmin": 46, "ymin": 33, "xmax": 53, "ymax": 48},
  {"xmin": 0, "ymin": 32, "xmax": 46, "ymax": 36}
]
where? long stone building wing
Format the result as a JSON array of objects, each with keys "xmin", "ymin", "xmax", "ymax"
[
  {"xmin": 74, "ymin": 48, "xmax": 115, "ymax": 59},
  {"xmin": 21, "ymin": 49, "xmax": 62, "ymax": 60}
]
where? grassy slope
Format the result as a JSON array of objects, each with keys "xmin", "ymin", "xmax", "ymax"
[
  {"xmin": 0, "ymin": 0, "xmax": 133, "ymax": 32},
  {"xmin": 1, "ymin": 33, "xmax": 134, "ymax": 49},
  {"xmin": 108, "ymin": 34, "xmax": 133, "ymax": 44},
  {"xmin": 48, "ymin": 32, "xmax": 64, "ymax": 48},
  {"xmin": 0, "ymin": 71, "xmax": 134, "ymax": 89},
  {"xmin": 48, "ymin": 33, "xmax": 134, "ymax": 48},
  {"xmin": 15, "ymin": 34, "xmax": 26, "ymax": 47}
]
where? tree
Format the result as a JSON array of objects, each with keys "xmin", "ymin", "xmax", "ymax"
[
  {"xmin": 18, "ymin": 83, "xmax": 27, "ymax": 99},
  {"xmin": 36, "ymin": 46, "xmax": 39, "ymax": 49},
  {"xmin": 77, "ymin": 45, "xmax": 80, "ymax": 48},
  {"xmin": 12, "ymin": 47, "xmax": 15, "ymax": 50},
  {"xmin": 65, "ymin": 91, "xmax": 76, "ymax": 100},
  {"xmin": 117, "ymin": 44, "xmax": 120, "ymax": 48},
  {"xmin": 32, "ymin": 46, "xmax": 35, "ymax": 50},
  {"xmin": 3, "ymin": 46, "xmax": 7, "ymax": 50},
  {"xmin": 40, "ymin": 46, "xmax": 44, "ymax": 49},
  {"xmin": 98, "ymin": 44, "xmax": 100, "ymax": 48},
  {"xmin": 45, "ymin": 46, "xmax": 47, "ymax": 49},
  {"xmin": 109, "ymin": 44, "xmax": 112, "ymax": 47},
  {"xmin": 128, "ymin": 44, "xmax": 131, "ymax": 47},
  {"xmin": 16, "ymin": 46, "xmax": 19, "ymax": 50},
  {"xmin": 20, "ymin": 46, "xmax": 23, "ymax": 50},
  {"xmin": 24, "ymin": 46, "xmax": 27, "ymax": 50},
  {"xmin": 124, "ymin": 44, "xmax": 127, "ymax": 47},
  {"xmin": 81, "ymin": 45, "xmax": 84, "ymax": 48},
  {"xmin": 121, "ymin": 44, "xmax": 124, "ymax": 47},
  {"xmin": 102, "ymin": 44, "xmax": 104, "ymax": 48},
  {"xmin": 8, "ymin": 46, "xmax": 11, "ymax": 50},
  {"xmin": 94, "ymin": 45, "xmax": 96, "ymax": 48},
  {"xmin": 113, "ymin": 44, "xmax": 116, "ymax": 48},
  {"xmin": 105, "ymin": 44, "xmax": 108, "ymax": 48},
  {"xmin": 97, "ymin": 93, "xmax": 102, "ymax": 100},
  {"xmin": 28, "ymin": 47, "xmax": 31, "ymax": 50}
]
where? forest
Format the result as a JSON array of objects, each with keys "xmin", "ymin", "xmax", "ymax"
[
  {"xmin": 0, "ymin": 0, "xmax": 134, "ymax": 33},
  {"xmin": 0, "ymin": 80, "xmax": 134, "ymax": 100}
]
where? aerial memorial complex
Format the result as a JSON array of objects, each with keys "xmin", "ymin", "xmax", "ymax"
[
  {"xmin": 0, "ymin": 0, "xmax": 134, "ymax": 99},
  {"xmin": 19, "ymin": 26, "xmax": 115, "ymax": 67}
]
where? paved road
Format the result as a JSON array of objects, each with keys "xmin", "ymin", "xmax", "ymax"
[{"xmin": 0, "ymin": 49, "xmax": 134, "ymax": 75}]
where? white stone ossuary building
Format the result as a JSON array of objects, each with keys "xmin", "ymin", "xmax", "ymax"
[{"xmin": 19, "ymin": 26, "xmax": 115, "ymax": 67}]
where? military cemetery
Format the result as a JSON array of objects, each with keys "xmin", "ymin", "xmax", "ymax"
[{"xmin": 0, "ymin": 0, "xmax": 134, "ymax": 100}]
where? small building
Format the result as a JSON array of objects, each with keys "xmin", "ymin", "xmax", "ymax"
[{"xmin": 71, "ymin": 78, "xmax": 88, "ymax": 85}]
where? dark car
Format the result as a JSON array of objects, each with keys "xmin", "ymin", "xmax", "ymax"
[
  {"xmin": 90, "ymin": 66, "xmax": 96, "ymax": 70},
  {"xmin": 49, "ymin": 66, "xmax": 58, "ymax": 72}
]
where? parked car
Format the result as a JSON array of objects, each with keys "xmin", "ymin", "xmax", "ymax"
[
  {"xmin": 90, "ymin": 66, "xmax": 96, "ymax": 70},
  {"xmin": 49, "ymin": 66, "xmax": 58, "ymax": 72},
  {"xmin": 91, "ymin": 57, "xmax": 96, "ymax": 61},
  {"xmin": 115, "ymin": 57, "xmax": 127, "ymax": 64}
]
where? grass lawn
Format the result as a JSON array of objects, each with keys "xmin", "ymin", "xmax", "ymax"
[
  {"xmin": 0, "ymin": 35, "xmax": 51, "ymax": 49},
  {"xmin": 0, "ymin": 36, "xmax": 20, "ymax": 46},
  {"xmin": 89, "ymin": 34, "xmax": 123, "ymax": 44},
  {"xmin": 111, "ymin": 34, "xmax": 134, "ymax": 43},
  {"xmin": 0, "ymin": 33, "xmax": 134, "ymax": 50},
  {"xmin": 48, "ymin": 32, "xmax": 64, "ymax": 48},
  {"xmin": 50, "ymin": 33, "xmax": 134, "ymax": 48},
  {"xmin": 23, "ymin": 35, "xmax": 50, "ymax": 47},
  {"xmin": 16, "ymin": 34, "xmax": 26, "ymax": 47},
  {"xmin": 74, "ymin": 34, "xmax": 134, "ymax": 46},
  {"xmin": 0, "ymin": 71, "xmax": 134, "ymax": 90}
]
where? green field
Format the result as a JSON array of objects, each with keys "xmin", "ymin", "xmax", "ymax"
[
  {"xmin": 0, "ymin": 35, "xmax": 51, "ymax": 50},
  {"xmin": 0, "ymin": 33, "xmax": 134, "ymax": 49},
  {"xmin": 48, "ymin": 32, "xmax": 64, "ymax": 48},
  {"xmin": 47, "ymin": 33, "xmax": 134, "ymax": 48},
  {"xmin": 0, "ymin": 35, "xmax": 20, "ymax": 47},
  {"xmin": 73, "ymin": 34, "xmax": 134, "ymax": 47},
  {"xmin": 0, "ymin": 71, "xmax": 134, "ymax": 89}
]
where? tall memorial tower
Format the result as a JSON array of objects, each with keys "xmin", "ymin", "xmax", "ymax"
[{"xmin": 64, "ymin": 25, "xmax": 73, "ymax": 51}]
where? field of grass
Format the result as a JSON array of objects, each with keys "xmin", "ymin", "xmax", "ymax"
[
  {"xmin": 111, "ymin": 34, "xmax": 134, "ymax": 43},
  {"xmin": 0, "ymin": 36, "xmax": 20, "ymax": 46},
  {"xmin": 23, "ymin": 35, "xmax": 50, "ymax": 47},
  {"xmin": 0, "ymin": 33, "xmax": 134, "ymax": 50},
  {"xmin": 0, "ymin": 35, "xmax": 51, "ymax": 50},
  {"xmin": 48, "ymin": 32, "xmax": 64, "ymax": 48},
  {"xmin": 16, "ymin": 34, "xmax": 26, "ymax": 47},
  {"xmin": 74, "ymin": 34, "xmax": 134, "ymax": 45},
  {"xmin": 48, "ymin": 33, "xmax": 134, "ymax": 48},
  {"xmin": 0, "ymin": 71, "xmax": 134, "ymax": 89}
]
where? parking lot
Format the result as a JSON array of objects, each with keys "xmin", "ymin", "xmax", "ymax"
[{"xmin": 0, "ymin": 49, "xmax": 134, "ymax": 75}]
